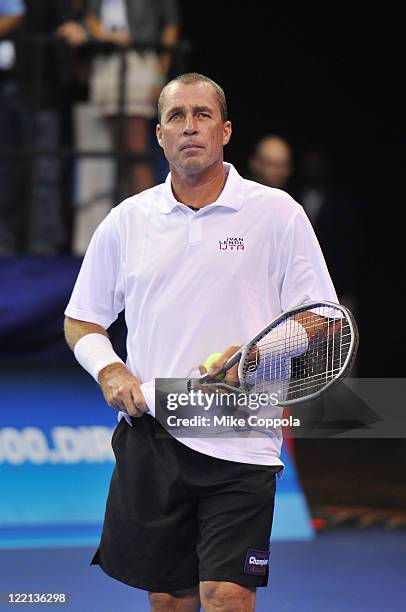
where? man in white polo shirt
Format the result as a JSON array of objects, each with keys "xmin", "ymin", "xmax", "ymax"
[{"xmin": 65, "ymin": 72, "xmax": 337, "ymax": 611}]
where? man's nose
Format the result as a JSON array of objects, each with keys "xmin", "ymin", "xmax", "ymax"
[{"xmin": 183, "ymin": 115, "xmax": 198, "ymax": 135}]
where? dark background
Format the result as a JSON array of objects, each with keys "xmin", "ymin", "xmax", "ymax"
[
  {"xmin": 178, "ymin": 3, "xmax": 405, "ymax": 517},
  {"xmin": 180, "ymin": 2, "xmax": 404, "ymax": 379}
]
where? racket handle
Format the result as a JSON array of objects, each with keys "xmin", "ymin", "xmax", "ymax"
[{"xmin": 199, "ymin": 350, "xmax": 242, "ymax": 383}]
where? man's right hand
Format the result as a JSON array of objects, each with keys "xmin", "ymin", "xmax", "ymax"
[{"xmin": 98, "ymin": 363, "xmax": 148, "ymax": 417}]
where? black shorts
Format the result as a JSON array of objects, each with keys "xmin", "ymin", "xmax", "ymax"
[{"xmin": 91, "ymin": 414, "xmax": 281, "ymax": 592}]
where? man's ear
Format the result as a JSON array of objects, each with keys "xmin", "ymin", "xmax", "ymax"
[
  {"xmin": 223, "ymin": 121, "xmax": 232, "ymax": 146},
  {"xmin": 156, "ymin": 124, "xmax": 163, "ymax": 148}
]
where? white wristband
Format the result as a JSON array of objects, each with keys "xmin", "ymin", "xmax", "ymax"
[{"xmin": 73, "ymin": 333, "xmax": 125, "ymax": 383}]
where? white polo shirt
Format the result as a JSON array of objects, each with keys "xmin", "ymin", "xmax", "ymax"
[{"xmin": 65, "ymin": 163, "xmax": 337, "ymax": 466}]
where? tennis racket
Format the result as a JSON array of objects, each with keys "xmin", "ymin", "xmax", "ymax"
[{"xmin": 188, "ymin": 301, "xmax": 358, "ymax": 406}]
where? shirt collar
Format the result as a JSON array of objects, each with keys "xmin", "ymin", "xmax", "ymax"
[{"xmin": 159, "ymin": 162, "xmax": 245, "ymax": 214}]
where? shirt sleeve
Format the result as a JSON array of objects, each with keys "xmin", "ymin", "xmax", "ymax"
[
  {"xmin": 64, "ymin": 212, "xmax": 125, "ymax": 328},
  {"xmin": 278, "ymin": 207, "xmax": 338, "ymax": 310}
]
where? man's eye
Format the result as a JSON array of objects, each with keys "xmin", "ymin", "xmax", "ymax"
[
  {"xmin": 198, "ymin": 112, "xmax": 209, "ymax": 118},
  {"xmin": 170, "ymin": 113, "xmax": 182, "ymax": 120}
]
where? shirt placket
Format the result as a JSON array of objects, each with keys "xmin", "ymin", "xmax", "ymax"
[{"xmin": 187, "ymin": 213, "xmax": 203, "ymax": 245}]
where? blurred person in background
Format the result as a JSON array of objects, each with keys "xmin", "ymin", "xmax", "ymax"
[
  {"xmin": 0, "ymin": 0, "xmax": 25, "ymax": 255},
  {"xmin": 16, "ymin": 0, "xmax": 86, "ymax": 255},
  {"xmin": 249, "ymin": 138, "xmax": 360, "ymax": 310},
  {"xmin": 85, "ymin": 0, "xmax": 180, "ymax": 195},
  {"xmin": 248, "ymin": 134, "xmax": 294, "ymax": 192},
  {"xmin": 294, "ymin": 148, "xmax": 361, "ymax": 310}
]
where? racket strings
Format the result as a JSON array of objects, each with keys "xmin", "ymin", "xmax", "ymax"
[{"xmin": 241, "ymin": 308, "xmax": 352, "ymax": 401}]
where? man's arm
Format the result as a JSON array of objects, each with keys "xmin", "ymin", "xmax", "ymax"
[
  {"xmin": 148, "ymin": 24, "xmax": 179, "ymax": 104},
  {"xmin": 158, "ymin": 24, "xmax": 179, "ymax": 78},
  {"xmin": 64, "ymin": 316, "xmax": 148, "ymax": 417},
  {"xmin": 64, "ymin": 315, "xmax": 108, "ymax": 349},
  {"xmin": 52, "ymin": 0, "xmax": 87, "ymax": 46},
  {"xmin": 293, "ymin": 311, "xmax": 341, "ymax": 342}
]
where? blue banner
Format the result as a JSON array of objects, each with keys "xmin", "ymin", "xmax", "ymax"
[
  {"xmin": 0, "ymin": 368, "xmax": 312, "ymax": 547},
  {"xmin": 0, "ymin": 257, "xmax": 127, "ymax": 366}
]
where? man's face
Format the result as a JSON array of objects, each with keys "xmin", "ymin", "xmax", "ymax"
[
  {"xmin": 156, "ymin": 82, "xmax": 232, "ymax": 175},
  {"xmin": 250, "ymin": 139, "xmax": 292, "ymax": 189}
]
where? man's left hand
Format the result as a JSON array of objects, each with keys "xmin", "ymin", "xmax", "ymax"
[{"xmin": 198, "ymin": 345, "xmax": 241, "ymax": 383}]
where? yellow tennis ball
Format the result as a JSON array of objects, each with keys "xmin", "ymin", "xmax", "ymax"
[{"xmin": 204, "ymin": 352, "xmax": 225, "ymax": 379}]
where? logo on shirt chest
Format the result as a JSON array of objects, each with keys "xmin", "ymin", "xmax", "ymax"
[{"xmin": 219, "ymin": 237, "xmax": 245, "ymax": 251}]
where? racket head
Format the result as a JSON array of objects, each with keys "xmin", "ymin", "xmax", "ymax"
[{"xmin": 236, "ymin": 300, "xmax": 358, "ymax": 405}]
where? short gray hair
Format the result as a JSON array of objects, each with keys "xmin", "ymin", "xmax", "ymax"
[{"xmin": 157, "ymin": 72, "xmax": 228, "ymax": 123}]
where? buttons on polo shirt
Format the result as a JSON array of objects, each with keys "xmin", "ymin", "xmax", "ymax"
[{"xmin": 188, "ymin": 214, "xmax": 202, "ymax": 244}]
